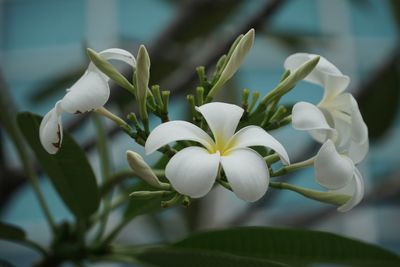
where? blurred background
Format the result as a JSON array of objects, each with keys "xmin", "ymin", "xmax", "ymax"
[{"xmin": 0, "ymin": 0, "xmax": 399, "ymax": 266}]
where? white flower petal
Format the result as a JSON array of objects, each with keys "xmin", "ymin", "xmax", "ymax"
[
  {"xmin": 196, "ymin": 102, "xmax": 244, "ymax": 147},
  {"xmin": 227, "ymin": 126, "xmax": 290, "ymax": 165},
  {"xmin": 331, "ymin": 110, "xmax": 352, "ymax": 149},
  {"xmin": 315, "ymin": 140, "xmax": 355, "ymax": 190},
  {"xmin": 348, "ymin": 139, "xmax": 369, "ymax": 164},
  {"xmin": 321, "ymin": 75, "xmax": 351, "ymax": 102},
  {"xmin": 284, "ymin": 53, "xmax": 350, "ymax": 100},
  {"xmin": 88, "ymin": 48, "xmax": 137, "ymax": 74},
  {"xmin": 327, "ymin": 93, "xmax": 368, "ymax": 142},
  {"xmin": 348, "ymin": 96, "xmax": 369, "ymax": 144},
  {"xmin": 292, "ymin": 102, "xmax": 335, "ymax": 143},
  {"xmin": 39, "ymin": 101, "xmax": 63, "ymax": 154},
  {"xmin": 165, "ymin": 147, "xmax": 220, "ymax": 198},
  {"xmin": 99, "ymin": 48, "xmax": 136, "ymax": 66},
  {"xmin": 221, "ymin": 148, "xmax": 269, "ymax": 202},
  {"xmin": 145, "ymin": 121, "xmax": 215, "ymax": 154},
  {"xmin": 284, "ymin": 53, "xmax": 340, "ymax": 83},
  {"xmin": 336, "ymin": 168, "xmax": 364, "ymax": 212},
  {"xmin": 61, "ymin": 71, "xmax": 109, "ymax": 114}
]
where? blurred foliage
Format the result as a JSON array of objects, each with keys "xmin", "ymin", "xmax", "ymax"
[
  {"xmin": 359, "ymin": 52, "xmax": 400, "ymax": 139},
  {"xmin": 17, "ymin": 113, "xmax": 100, "ymax": 220},
  {"xmin": 136, "ymin": 227, "xmax": 400, "ymax": 266}
]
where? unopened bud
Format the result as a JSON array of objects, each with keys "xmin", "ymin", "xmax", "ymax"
[
  {"xmin": 126, "ymin": 150, "xmax": 170, "ymax": 189},
  {"xmin": 86, "ymin": 48, "xmax": 134, "ymax": 93},
  {"xmin": 136, "ymin": 45, "xmax": 151, "ymax": 121},
  {"xmin": 208, "ymin": 29, "xmax": 255, "ymax": 99}
]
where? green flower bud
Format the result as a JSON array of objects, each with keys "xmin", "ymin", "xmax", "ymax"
[
  {"xmin": 208, "ymin": 29, "xmax": 255, "ymax": 99},
  {"xmin": 136, "ymin": 45, "xmax": 151, "ymax": 122},
  {"xmin": 86, "ymin": 48, "xmax": 135, "ymax": 94},
  {"xmin": 126, "ymin": 150, "xmax": 169, "ymax": 189}
]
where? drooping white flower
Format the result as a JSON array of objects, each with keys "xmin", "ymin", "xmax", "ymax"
[
  {"xmin": 285, "ymin": 53, "xmax": 369, "ymax": 164},
  {"xmin": 284, "ymin": 54, "xmax": 368, "ymax": 211},
  {"xmin": 314, "ymin": 140, "xmax": 364, "ymax": 212},
  {"xmin": 39, "ymin": 48, "xmax": 136, "ymax": 154},
  {"xmin": 145, "ymin": 102, "xmax": 290, "ymax": 202}
]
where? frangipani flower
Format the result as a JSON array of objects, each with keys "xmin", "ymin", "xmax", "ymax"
[
  {"xmin": 285, "ymin": 53, "xmax": 369, "ymax": 164},
  {"xmin": 284, "ymin": 53, "xmax": 368, "ymax": 211},
  {"xmin": 40, "ymin": 48, "xmax": 136, "ymax": 154},
  {"xmin": 145, "ymin": 102, "xmax": 290, "ymax": 202},
  {"xmin": 314, "ymin": 140, "xmax": 364, "ymax": 212}
]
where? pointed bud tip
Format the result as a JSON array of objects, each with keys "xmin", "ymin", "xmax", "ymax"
[
  {"xmin": 247, "ymin": 28, "xmax": 255, "ymax": 35},
  {"xmin": 86, "ymin": 48, "xmax": 98, "ymax": 57}
]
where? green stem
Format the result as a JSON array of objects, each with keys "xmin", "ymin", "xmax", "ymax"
[
  {"xmin": 253, "ymin": 56, "xmax": 320, "ymax": 114},
  {"xmin": 99, "ymin": 169, "xmax": 165, "ymax": 196},
  {"xmin": 269, "ymin": 181, "xmax": 350, "ymax": 206},
  {"xmin": 95, "ymin": 107, "xmax": 132, "ymax": 133},
  {"xmin": 91, "ymin": 195, "xmax": 129, "ymax": 225},
  {"xmin": 264, "ymin": 153, "xmax": 280, "ymax": 165},
  {"xmin": 271, "ymin": 156, "xmax": 315, "ymax": 177},
  {"xmin": 0, "ymin": 83, "xmax": 56, "ymax": 232},
  {"xmin": 93, "ymin": 115, "xmax": 113, "ymax": 242}
]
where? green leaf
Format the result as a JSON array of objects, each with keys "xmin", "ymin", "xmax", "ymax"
[
  {"xmin": 138, "ymin": 227, "xmax": 400, "ymax": 266},
  {"xmin": 0, "ymin": 222, "xmax": 26, "ymax": 241},
  {"xmin": 0, "ymin": 258, "xmax": 17, "ymax": 267},
  {"xmin": 358, "ymin": 56, "xmax": 400, "ymax": 140},
  {"xmin": 17, "ymin": 112, "xmax": 100, "ymax": 220},
  {"xmin": 137, "ymin": 248, "xmax": 287, "ymax": 267}
]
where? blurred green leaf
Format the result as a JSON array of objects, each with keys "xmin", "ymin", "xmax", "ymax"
[
  {"xmin": 137, "ymin": 227, "xmax": 400, "ymax": 266},
  {"xmin": 137, "ymin": 248, "xmax": 287, "ymax": 267},
  {"xmin": 0, "ymin": 222, "xmax": 26, "ymax": 241},
  {"xmin": 359, "ymin": 57, "xmax": 400, "ymax": 139},
  {"xmin": 17, "ymin": 113, "xmax": 100, "ymax": 220},
  {"xmin": 389, "ymin": 0, "xmax": 400, "ymax": 25},
  {"xmin": 0, "ymin": 258, "xmax": 17, "ymax": 267}
]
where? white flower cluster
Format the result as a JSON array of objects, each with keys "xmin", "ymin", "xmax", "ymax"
[
  {"xmin": 286, "ymin": 53, "xmax": 368, "ymax": 211},
  {"xmin": 39, "ymin": 33, "xmax": 368, "ymax": 211}
]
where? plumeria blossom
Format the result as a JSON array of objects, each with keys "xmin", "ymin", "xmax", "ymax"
[
  {"xmin": 145, "ymin": 102, "xmax": 290, "ymax": 202},
  {"xmin": 285, "ymin": 53, "xmax": 368, "ymax": 164},
  {"xmin": 39, "ymin": 48, "xmax": 136, "ymax": 154},
  {"xmin": 314, "ymin": 140, "xmax": 364, "ymax": 212},
  {"xmin": 285, "ymin": 53, "xmax": 368, "ymax": 211}
]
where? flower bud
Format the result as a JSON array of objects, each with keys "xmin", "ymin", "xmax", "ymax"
[
  {"xmin": 126, "ymin": 150, "xmax": 169, "ymax": 189},
  {"xmin": 136, "ymin": 45, "xmax": 151, "ymax": 121},
  {"xmin": 208, "ymin": 29, "xmax": 255, "ymax": 98},
  {"xmin": 86, "ymin": 48, "xmax": 134, "ymax": 93}
]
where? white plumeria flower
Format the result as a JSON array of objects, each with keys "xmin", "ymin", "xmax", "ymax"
[
  {"xmin": 145, "ymin": 102, "xmax": 290, "ymax": 202},
  {"xmin": 40, "ymin": 48, "xmax": 136, "ymax": 154},
  {"xmin": 284, "ymin": 53, "xmax": 368, "ymax": 211},
  {"xmin": 314, "ymin": 140, "xmax": 364, "ymax": 212},
  {"xmin": 285, "ymin": 53, "xmax": 369, "ymax": 164}
]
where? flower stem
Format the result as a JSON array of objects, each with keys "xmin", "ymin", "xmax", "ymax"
[
  {"xmin": 0, "ymin": 84, "xmax": 56, "ymax": 232},
  {"xmin": 95, "ymin": 107, "xmax": 132, "ymax": 133},
  {"xmin": 99, "ymin": 169, "xmax": 165, "ymax": 196},
  {"xmin": 264, "ymin": 153, "xmax": 280, "ymax": 165},
  {"xmin": 271, "ymin": 156, "xmax": 315, "ymax": 177},
  {"xmin": 92, "ymin": 115, "xmax": 113, "ymax": 242},
  {"xmin": 269, "ymin": 181, "xmax": 350, "ymax": 206},
  {"xmin": 253, "ymin": 56, "xmax": 320, "ymax": 114}
]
